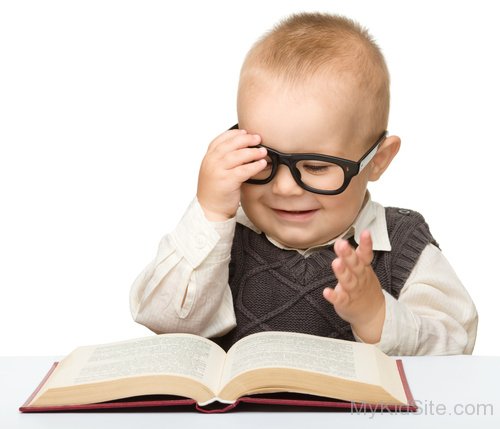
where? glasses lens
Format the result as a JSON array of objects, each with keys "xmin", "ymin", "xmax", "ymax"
[
  {"xmin": 296, "ymin": 160, "xmax": 345, "ymax": 191},
  {"xmin": 248, "ymin": 155, "xmax": 273, "ymax": 181}
]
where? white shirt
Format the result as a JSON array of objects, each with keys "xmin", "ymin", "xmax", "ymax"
[{"xmin": 130, "ymin": 195, "xmax": 478, "ymax": 355}]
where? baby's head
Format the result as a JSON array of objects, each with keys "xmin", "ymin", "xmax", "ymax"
[{"xmin": 238, "ymin": 12, "xmax": 400, "ymax": 249}]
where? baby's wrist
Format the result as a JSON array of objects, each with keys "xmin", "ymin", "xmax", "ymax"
[
  {"xmin": 350, "ymin": 297, "xmax": 385, "ymax": 344},
  {"xmin": 200, "ymin": 205, "xmax": 235, "ymax": 222}
]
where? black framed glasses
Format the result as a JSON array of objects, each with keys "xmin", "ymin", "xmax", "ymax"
[{"xmin": 230, "ymin": 124, "xmax": 387, "ymax": 195}]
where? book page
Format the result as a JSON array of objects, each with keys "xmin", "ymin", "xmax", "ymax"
[
  {"xmin": 221, "ymin": 331, "xmax": 380, "ymax": 388},
  {"xmin": 44, "ymin": 334, "xmax": 226, "ymax": 394}
]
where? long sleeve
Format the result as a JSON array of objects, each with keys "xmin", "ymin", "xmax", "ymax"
[
  {"xmin": 374, "ymin": 244, "xmax": 478, "ymax": 355},
  {"xmin": 130, "ymin": 197, "xmax": 237, "ymax": 338}
]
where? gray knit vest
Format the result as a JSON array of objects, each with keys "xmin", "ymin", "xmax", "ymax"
[{"xmin": 212, "ymin": 207, "xmax": 438, "ymax": 351}]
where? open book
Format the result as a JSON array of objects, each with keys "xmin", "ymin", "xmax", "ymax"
[{"xmin": 20, "ymin": 331, "xmax": 416, "ymax": 413}]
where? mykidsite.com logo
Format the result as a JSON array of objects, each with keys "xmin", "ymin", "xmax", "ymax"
[{"xmin": 351, "ymin": 400, "xmax": 494, "ymax": 419}]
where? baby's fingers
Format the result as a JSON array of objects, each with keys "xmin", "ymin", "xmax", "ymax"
[
  {"xmin": 208, "ymin": 128, "xmax": 247, "ymax": 150},
  {"xmin": 323, "ymin": 285, "xmax": 349, "ymax": 307},
  {"xmin": 356, "ymin": 230, "xmax": 374, "ymax": 266},
  {"xmin": 233, "ymin": 158, "xmax": 268, "ymax": 182},
  {"xmin": 332, "ymin": 257, "xmax": 356, "ymax": 291},
  {"xmin": 334, "ymin": 239, "xmax": 363, "ymax": 276},
  {"xmin": 223, "ymin": 146, "xmax": 267, "ymax": 170}
]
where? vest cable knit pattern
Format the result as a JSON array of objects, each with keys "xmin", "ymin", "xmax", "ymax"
[{"xmin": 212, "ymin": 208, "xmax": 438, "ymax": 351}]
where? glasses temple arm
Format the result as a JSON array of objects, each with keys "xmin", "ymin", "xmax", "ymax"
[{"xmin": 358, "ymin": 131, "xmax": 387, "ymax": 172}]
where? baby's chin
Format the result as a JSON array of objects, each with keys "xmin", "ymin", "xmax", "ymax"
[{"xmin": 264, "ymin": 230, "xmax": 330, "ymax": 250}]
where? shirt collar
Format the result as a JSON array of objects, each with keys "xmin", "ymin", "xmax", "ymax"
[{"xmin": 235, "ymin": 192, "xmax": 392, "ymax": 256}]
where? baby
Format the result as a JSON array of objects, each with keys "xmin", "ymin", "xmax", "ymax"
[{"xmin": 130, "ymin": 12, "xmax": 477, "ymax": 355}]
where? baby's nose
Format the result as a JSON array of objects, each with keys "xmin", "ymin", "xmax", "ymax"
[{"xmin": 271, "ymin": 165, "xmax": 304, "ymax": 196}]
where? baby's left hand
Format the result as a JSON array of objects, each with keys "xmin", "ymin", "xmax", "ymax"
[{"xmin": 323, "ymin": 230, "xmax": 385, "ymax": 344}]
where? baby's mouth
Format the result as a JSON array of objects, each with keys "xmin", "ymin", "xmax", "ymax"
[{"xmin": 272, "ymin": 208, "xmax": 319, "ymax": 221}]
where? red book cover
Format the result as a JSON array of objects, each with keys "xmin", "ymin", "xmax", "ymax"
[{"xmin": 19, "ymin": 359, "xmax": 417, "ymax": 413}]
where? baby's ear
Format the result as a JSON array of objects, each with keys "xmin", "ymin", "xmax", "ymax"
[{"xmin": 368, "ymin": 135, "xmax": 401, "ymax": 181}]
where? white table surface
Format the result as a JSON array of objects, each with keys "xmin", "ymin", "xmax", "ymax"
[{"xmin": 1, "ymin": 355, "xmax": 499, "ymax": 428}]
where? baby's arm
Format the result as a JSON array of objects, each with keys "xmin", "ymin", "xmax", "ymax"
[
  {"xmin": 130, "ymin": 127, "xmax": 268, "ymax": 337},
  {"xmin": 379, "ymin": 244, "xmax": 477, "ymax": 355},
  {"xmin": 323, "ymin": 231, "xmax": 385, "ymax": 344},
  {"xmin": 323, "ymin": 232, "xmax": 478, "ymax": 355},
  {"xmin": 129, "ymin": 197, "xmax": 237, "ymax": 337}
]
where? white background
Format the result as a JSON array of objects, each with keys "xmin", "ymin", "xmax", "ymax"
[{"xmin": 1, "ymin": 0, "xmax": 499, "ymax": 356}]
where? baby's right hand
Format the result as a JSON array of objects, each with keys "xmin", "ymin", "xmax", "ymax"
[{"xmin": 197, "ymin": 128, "xmax": 268, "ymax": 221}]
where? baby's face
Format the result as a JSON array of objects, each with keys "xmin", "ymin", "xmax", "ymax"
[{"xmin": 238, "ymin": 74, "xmax": 376, "ymax": 249}]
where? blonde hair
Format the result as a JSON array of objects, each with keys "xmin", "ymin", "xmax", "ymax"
[{"xmin": 239, "ymin": 12, "xmax": 390, "ymax": 140}]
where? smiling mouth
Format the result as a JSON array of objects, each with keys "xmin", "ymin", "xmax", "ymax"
[
  {"xmin": 274, "ymin": 209, "xmax": 317, "ymax": 213},
  {"xmin": 272, "ymin": 208, "xmax": 319, "ymax": 220}
]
